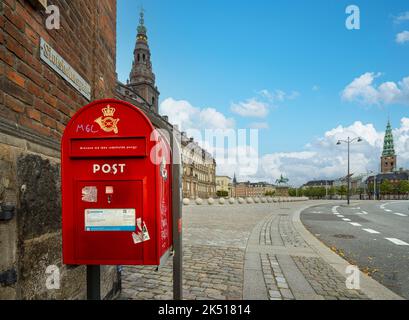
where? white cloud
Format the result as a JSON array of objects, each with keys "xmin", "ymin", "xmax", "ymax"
[
  {"xmin": 396, "ymin": 30, "xmax": 409, "ymax": 44},
  {"xmin": 259, "ymin": 89, "xmax": 299, "ymax": 102},
  {"xmin": 231, "ymin": 89, "xmax": 299, "ymax": 118},
  {"xmin": 394, "ymin": 12, "xmax": 409, "ymax": 24},
  {"xmin": 342, "ymin": 72, "xmax": 409, "ymax": 106},
  {"xmin": 217, "ymin": 119, "xmax": 409, "ymax": 186},
  {"xmin": 230, "ymin": 98, "xmax": 269, "ymax": 118},
  {"xmin": 312, "ymin": 85, "xmax": 320, "ymax": 91},
  {"xmin": 160, "ymin": 97, "xmax": 235, "ymax": 131}
]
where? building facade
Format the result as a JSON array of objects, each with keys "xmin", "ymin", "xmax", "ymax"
[
  {"xmin": 381, "ymin": 120, "xmax": 397, "ymax": 173},
  {"xmin": 118, "ymin": 12, "xmax": 216, "ymax": 200},
  {"xmin": 216, "ymin": 176, "xmax": 232, "ymax": 196},
  {"xmin": 181, "ymin": 133, "xmax": 216, "ymax": 199},
  {"xmin": 233, "ymin": 181, "xmax": 276, "ymax": 198},
  {"xmin": 302, "ymin": 180, "xmax": 334, "ymax": 189},
  {"xmin": 0, "ymin": 0, "xmax": 120, "ymax": 299}
]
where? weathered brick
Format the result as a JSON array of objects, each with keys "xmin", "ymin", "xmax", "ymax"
[
  {"xmin": 41, "ymin": 115, "xmax": 57, "ymax": 129},
  {"xmin": 44, "ymin": 93, "xmax": 57, "ymax": 108},
  {"xmin": 2, "ymin": 79, "xmax": 33, "ymax": 105},
  {"xmin": 5, "ymin": 34, "xmax": 25, "ymax": 60},
  {"xmin": 21, "ymin": 53, "xmax": 42, "ymax": 74},
  {"xmin": 56, "ymin": 122, "xmax": 66, "ymax": 134},
  {"xmin": 4, "ymin": 20, "xmax": 25, "ymax": 47},
  {"xmin": 26, "ymin": 80, "xmax": 43, "ymax": 98},
  {"xmin": 5, "ymin": 94, "xmax": 25, "ymax": 113},
  {"xmin": 26, "ymin": 108, "xmax": 42, "ymax": 122},
  {"xmin": 56, "ymin": 99, "xmax": 71, "ymax": 117},
  {"xmin": 17, "ymin": 62, "xmax": 43, "ymax": 87},
  {"xmin": 19, "ymin": 116, "xmax": 51, "ymax": 137},
  {"xmin": 7, "ymin": 69, "xmax": 25, "ymax": 87},
  {"xmin": 24, "ymin": 25, "xmax": 38, "ymax": 45},
  {"xmin": 0, "ymin": 47, "xmax": 15, "ymax": 66},
  {"xmin": 34, "ymin": 98, "xmax": 61, "ymax": 121}
]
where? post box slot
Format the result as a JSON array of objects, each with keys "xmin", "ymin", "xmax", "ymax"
[{"xmin": 70, "ymin": 137, "xmax": 147, "ymax": 158}]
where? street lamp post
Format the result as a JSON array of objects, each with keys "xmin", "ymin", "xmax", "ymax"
[{"xmin": 337, "ymin": 136, "xmax": 362, "ymax": 205}]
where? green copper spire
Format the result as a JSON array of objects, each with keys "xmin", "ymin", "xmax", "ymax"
[{"xmin": 382, "ymin": 120, "xmax": 395, "ymax": 157}]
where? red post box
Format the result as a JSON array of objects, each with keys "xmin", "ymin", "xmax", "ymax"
[{"xmin": 61, "ymin": 99, "xmax": 172, "ymax": 265}]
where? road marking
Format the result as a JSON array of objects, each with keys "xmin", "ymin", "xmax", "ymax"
[
  {"xmin": 349, "ymin": 222, "xmax": 362, "ymax": 227},
  {"xmin": 338, "ymin": 215, "xmax": 344, "ymax": 218},
  {"xmin": 380, "ymin": 203, "xmax": 390, "ymax": 210},
  {"xmin": 342, "ymin": 218, "xmax": 351, "ymax": 221},
  {"xmin": 393, "ymin": 213, "xmax": 408, "ymax": 217},
  {"xmin": 361, "ymin": 211, "xmax": 368, "ymax": 215},
  {"xmin": 363, "ymin": 228, "xmax": 380, "ymax": 234},
  {"xmin": 385, "ymin": 238, "xmax": 409, "ymax": 246},
  {"xmin": 350, "ymin": 207, "xmax": 361, "ymax": 210},
  {"xmin": 384, "ymin": 209, "xmax": 392, "ymax": 212},
  {"xmin": 332, "ymin": 206, "xmax": 339, "ymax": 214}
]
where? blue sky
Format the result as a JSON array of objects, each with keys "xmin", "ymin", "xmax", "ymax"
[{"xmin": 117, "ymin": 0, "xmax": 409, "ymax": 185}]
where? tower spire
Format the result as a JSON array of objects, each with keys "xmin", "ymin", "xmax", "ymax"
[
  {"xmin": 137, "ymin": 7, "xmax": 147, "ymax": 41},
  {"xmin": 381, "ymin": 119, "xmax": 397, "ymax": 173},
  {"xmin": 128, "ymin": 8, "xmax": 160, "ymax": 113},
  {"xmin": 382, "ymin": 120, "xmax": 395, "ymax": 157}
]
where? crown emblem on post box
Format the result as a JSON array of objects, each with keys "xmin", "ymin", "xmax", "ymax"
[
  {"xmin": 95, "ymin": 105, "xmax": 120, "ymax": 134},
  {"xmin": 102, "ymin": 105, "xmax": 116, "ymax": 117}
]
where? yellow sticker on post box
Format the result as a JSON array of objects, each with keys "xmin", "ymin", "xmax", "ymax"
[{"xmin": 85, "ymin": 208, "xmax": 135, "ymax": 231}]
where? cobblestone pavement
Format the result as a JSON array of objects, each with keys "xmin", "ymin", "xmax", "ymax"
[
  {"xmin": 261, "ymin": 254, "xmax": 294, "ymax": 300},
  {"xmin": 120, "ymin": 204, "xmax": 277, "ymax": 300},
  {"xmin": 292, "ymin": 256, "xmax": 367, "ymax": 300},
  {"xmin": 120, "ymin": 202, "xmax": 378, "ymax": 300}
]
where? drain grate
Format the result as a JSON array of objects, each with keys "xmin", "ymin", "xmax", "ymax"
[{"xmin": 333, "ymin": 234, "xmax": 355, "ymax": 239}]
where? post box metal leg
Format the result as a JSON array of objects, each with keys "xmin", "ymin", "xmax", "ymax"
[{"xmin": 87, "ymin": 265, "xmax": 101, "ymax": 300}]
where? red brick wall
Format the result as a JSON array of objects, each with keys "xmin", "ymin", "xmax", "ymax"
[{"xmin": 0, "ymin": 0, "xmax": 117, "ymax": 143}]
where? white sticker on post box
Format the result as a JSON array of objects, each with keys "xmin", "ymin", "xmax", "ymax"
[
  {"xmin": 85, "ymin": 208, "xmax": 135, "ymax": 231},
  {"xmin": 82, "ymin": 186, "xmax": 97, "ymax": 203}
]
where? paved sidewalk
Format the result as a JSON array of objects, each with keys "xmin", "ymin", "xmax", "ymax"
[
  {"xmin": 119, "ymin": 201, "xmax": 400, "ymax": 300},
  {"xmin": 243, "ymin": 202, "xmax": 368, "ymax": 300}
]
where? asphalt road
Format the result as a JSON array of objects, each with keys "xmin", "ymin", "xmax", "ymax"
[{"xmin": 301, "ymin": 200, "xmax": 409, "ymax": 299}]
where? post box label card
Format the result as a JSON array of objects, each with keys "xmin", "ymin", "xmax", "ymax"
[
  {"xmin": 85, "ymin": 208, "xmax": 135, "ymax": 231},
  {"xmin": 82, "ymin": 186, "xmax": 97, "ymax": 203}
]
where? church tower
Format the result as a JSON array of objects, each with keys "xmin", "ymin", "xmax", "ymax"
[
  {"xmin": 128, "ymin": 9, "xmax": 160, "ymax": 113},
  {"xmin": 381, "ymin": 120, "xmax": 397, "ymax": 173}
]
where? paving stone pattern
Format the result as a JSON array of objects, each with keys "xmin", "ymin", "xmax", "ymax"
[
  {"xmin": 292, "ymin": 256, "xmax": 368, "ymax": 300},
  {"xmin": 261, "ymin": 254, "xmax": 294, "ymax": 300}
]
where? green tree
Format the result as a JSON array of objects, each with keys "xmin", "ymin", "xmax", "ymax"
[
  {"xmin": 216, "ymin": 190, "xmax": 228, "ymax": 197},
  {"xmin": 288, "ymin": 189, "xmax": 297, "ymax": 197},
  {"xmin": 337, "ymin": 185, "xmax": 347, "ymax": 196},
  {"xmin": 380, "ymin": 180, "xmax": 393, "ymax": 195},
  {"xmin": 265, "ymin": 190, "xmax": 276, "ymax": 197},
  {"xmin": 398, "ymin": 180, "xmax": 409, "ymax": 195}
]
